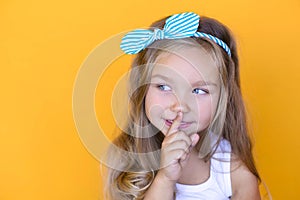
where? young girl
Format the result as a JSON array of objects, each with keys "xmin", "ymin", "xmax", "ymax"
[{"xmin": 105, "ymin": 12, "xmax": 261, "ymax": 199}]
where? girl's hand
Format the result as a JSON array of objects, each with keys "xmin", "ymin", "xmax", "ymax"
[{"xmin": 158, "ymin": 112, "xmax": 199, "ymax": 183}]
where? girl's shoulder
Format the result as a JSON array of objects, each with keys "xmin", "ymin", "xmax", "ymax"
[
  {"xmin": 230, "ymin": 154, "xmax": 261, "ymax": 199},
  {"xmin": 226, "ymin": 143, "xmax": 260, "ymax": 199}
]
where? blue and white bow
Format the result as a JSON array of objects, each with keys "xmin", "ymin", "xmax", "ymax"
[{"xmin": 120, "ymin": 12, "xmax": 231, "ymax": 56}]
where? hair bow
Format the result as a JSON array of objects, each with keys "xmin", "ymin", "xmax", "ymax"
[{"xmin": 120, "ymin": 12, "xmax": 231, "ymax": 56}]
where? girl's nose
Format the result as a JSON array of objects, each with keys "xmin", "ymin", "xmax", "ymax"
[{"xmin": 170, "ymin": 95, "xmax": 191, "ymax": 113}]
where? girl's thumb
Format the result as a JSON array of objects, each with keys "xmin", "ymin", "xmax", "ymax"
[{"xmin": 191, "ymin": 133, "xmax": 200, "ymax": 147}]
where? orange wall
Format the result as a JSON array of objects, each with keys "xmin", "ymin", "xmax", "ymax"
[{"xmin": 1, "ymin": 0, "xmax": 300, "ymax": 199}]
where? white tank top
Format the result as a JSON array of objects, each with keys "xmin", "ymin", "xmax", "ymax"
[{"xmin": 175, "ymin": 139, "xmax": 232, "ymax": 200}]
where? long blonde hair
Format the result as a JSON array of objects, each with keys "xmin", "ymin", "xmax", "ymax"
[{"xmin": 105, "ymin": 15, "xmax": 260, "ymax": 200}]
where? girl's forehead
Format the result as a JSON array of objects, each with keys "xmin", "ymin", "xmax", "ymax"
[{"xmin": 152, "ymin": 48, "xmax": 220, "ymax": 83}]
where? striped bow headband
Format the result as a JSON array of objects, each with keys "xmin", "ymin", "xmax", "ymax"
[{"xmin": 120, "ymin": 12, "xmax": 231, "ymax": 56}]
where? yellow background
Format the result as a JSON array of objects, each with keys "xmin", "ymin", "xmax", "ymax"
[{"xmin": 1, "ymin": 0, "xmax": 300, "ymax": 199}]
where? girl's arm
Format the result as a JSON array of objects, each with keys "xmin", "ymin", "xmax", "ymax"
[
  {"xmin": 230, "ymin": 155, "xmax": 261, "ymax": 200},
  {"xmin": 143, "ymin": 171, "xmax": 175, "ymax": 200}
]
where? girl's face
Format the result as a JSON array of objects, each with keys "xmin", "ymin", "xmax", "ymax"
[{"xmin": 145, "ymin": 47, "xmax": 221, "ymax": 136}]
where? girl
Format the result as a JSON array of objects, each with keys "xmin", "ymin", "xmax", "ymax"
[{"xmin": 105, "ymin": 12, "xmax": 261, "ymax": 199}]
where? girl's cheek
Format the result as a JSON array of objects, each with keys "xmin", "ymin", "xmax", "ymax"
[
  {"xmin": 155, "ymin": 95, "xmax": 175, "ymax": 109},
  {"xmin": 195, "ymin": 98, "xmax": 212, "ymax": 116},
  {"xmin": 145, "ymin": 91, "xmax": 167, "ymax": 116},
  {"xmin": 148, "ymin": 90, "xmax": 170, "ymax": 106}
]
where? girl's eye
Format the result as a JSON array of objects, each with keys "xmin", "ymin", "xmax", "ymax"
[
  {"xmin": 157, "ymin": 84, "xmax": 171, "ymax": 91},
  {"xmin": 192, "ymin": 88, "xmax": 208, "ymax": 95}
]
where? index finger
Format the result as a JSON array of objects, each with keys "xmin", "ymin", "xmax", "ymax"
[{"xmin": 166, "ymin": 111, "xmax": 183, "ymax": 136}]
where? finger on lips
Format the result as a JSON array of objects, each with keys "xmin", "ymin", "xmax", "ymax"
[{"xmin": 166, "ymin": 111, "xmax": 183, "ymax": 136}]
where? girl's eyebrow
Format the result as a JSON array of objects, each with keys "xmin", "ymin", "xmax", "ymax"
[
  {"xmin": 151, "ymin": 74, "xmax": 217, "ymax": 87},
  {"xmin": 150, "ymin": 74, "xmax": 172, "ymax": 82},
  {"xmin": 192, "ymin": 80, "xmax": 218, "ymax": 87}
]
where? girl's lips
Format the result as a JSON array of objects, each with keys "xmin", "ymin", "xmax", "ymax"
[{"xmin": 165, "ymin": 119, "xmax": 192, "ymax": 129}]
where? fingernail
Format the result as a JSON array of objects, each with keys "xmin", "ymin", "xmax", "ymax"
[
  {"xmin": 191, "ymin": 134, "xmax": 197, "ymax": 141},
  {"xmin": 191, "ymin": 134, "xmax": 195, "ymax": 141}
]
